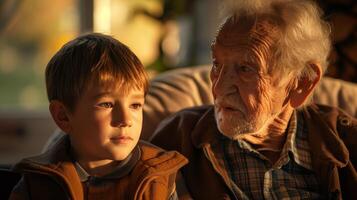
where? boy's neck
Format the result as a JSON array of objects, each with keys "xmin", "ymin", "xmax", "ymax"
[
  {"xmin": 70, "ymin": 147, "xmax": 120, "ymax": 177},
  {"xmin": 78, "ymin": 159, "xmax": 119, "ymax": 177}
]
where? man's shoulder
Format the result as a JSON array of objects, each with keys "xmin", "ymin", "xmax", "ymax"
[
  {"xmin": 150, "ymin": 105, "xmax": 218, "ymax": 152},
  {"xmin": 305, "ymin": 104, "xmax": 357, "ymax": 130},
  {"xmin": 157, "ymin": 105, "xmax": 214, "ymax": 130},
  {"xmin": 150, "ymin": 105, "xmax": 214, "ymax": 141},
  {"xmin": 171, "ymin": 105, "xmax": 214, "ymax": 118},
  {"xmin": 303, "ymin": 104, "xmax": 357, "ymax": 165}
]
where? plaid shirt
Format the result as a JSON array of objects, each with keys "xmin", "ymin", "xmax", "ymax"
[{"xmin": 211, "ymin": 111, "xmax": 322, "ymax": 200}]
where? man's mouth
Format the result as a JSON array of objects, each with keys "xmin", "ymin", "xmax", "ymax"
[
  {"xmin": 220, "ymin": 106, "xmax": 241, "ymax": 114},
  {"xmin": 217, "ymin": 102, "xmax": 240, "ymax": 112},
  {"xmin": 222, "ymin": 106, "xmax": 236, "ymax": 111}
]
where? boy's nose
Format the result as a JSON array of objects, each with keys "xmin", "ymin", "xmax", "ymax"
[{"xmin": 112, "ymin": 108, "xmax": 133, "ymax": 127}]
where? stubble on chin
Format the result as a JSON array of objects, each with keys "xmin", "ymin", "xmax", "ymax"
[
  {"xmin": 215, "ymin": 107, "xmax": 275, "ymax": 140},
  {"xmin": 214, "ymin": 107, "xmax": 253, "ymax": 138}
]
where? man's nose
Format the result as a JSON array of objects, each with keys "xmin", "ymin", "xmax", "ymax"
[
  {"xmin": 111, "ymin": 107, "xmax": 133, "ymax": 128},
  {"xmin": 212, "ymin": 64, "xmax": 236, "ymax": 97}
]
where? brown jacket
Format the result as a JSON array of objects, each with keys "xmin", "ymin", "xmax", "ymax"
[
  {"xmin": 151, "ymin": 104, "xmax": 357, "ymax": 200},
  {"xmin": 9, "ymin": 136, "xmax": 188, "ymax": 200}
]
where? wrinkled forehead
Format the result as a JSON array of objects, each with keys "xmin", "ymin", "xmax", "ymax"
[{"xmin": 213, "ymin": 14, "xmax": 282, "ymax": 52}]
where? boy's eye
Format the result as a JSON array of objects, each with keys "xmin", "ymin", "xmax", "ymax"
[
  {"xmin": 130, "ymin": 103, "xmax": 142, "ymax": 110},
  {"xmin": 98, "ymin": 102, "xmax": 113, "ymax": 108}
]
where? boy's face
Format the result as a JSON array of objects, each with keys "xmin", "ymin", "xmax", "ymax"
[{"xmin": 67, "ymin": 82, "xmax": 145, "ymax": 162}]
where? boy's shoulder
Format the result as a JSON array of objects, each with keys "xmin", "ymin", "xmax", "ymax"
[
  {"xmin": 13, "ymin": 135, "xmax": 71, "ymax": 172},
  {"xmin": 135, "ymin": 140, "xmax": 188, "ymax": 173}
]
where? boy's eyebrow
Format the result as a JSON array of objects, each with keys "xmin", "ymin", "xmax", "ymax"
[
  {"xmin": 91, "ymin": 92, "xmax": 145, "ymax": 99},
  {"xmin": 91, "ymin": 92, "xmax": 112, "ymax": 99},
  {"xmin": 129, "ymin": 93, "xmax": 145, "ymax": 99}
]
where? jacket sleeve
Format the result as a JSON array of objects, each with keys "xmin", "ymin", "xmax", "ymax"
[
  {"xmin": 336, "ymin": 110, "xmax": 357, "ymax": 168},
  {"xmin": 9, "ymin": 177, "xmax": 30, "ymax": 200},
  {"xmin": 336, "ymin": 110, "xmax": 357, "ymax": 200}
]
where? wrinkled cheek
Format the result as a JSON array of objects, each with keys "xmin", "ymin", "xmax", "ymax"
[
  {"xmin": 245, "ymin": 89, "xmax": 274, "ymax": 129},
  {"xmin": 254, "ymin": 82, "xmax": 273, "ymax": 116},
  {"xmin": 215, "ymin": 108, "xmax": 237, "ymax": 129},
  {"xmin": 242, "ymin": 94, "xmax": 264, "ymax": 122}
]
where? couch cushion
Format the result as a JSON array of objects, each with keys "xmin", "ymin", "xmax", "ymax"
[
  {"xmin": 142, "ymin": 66, "xmax": 213, "ymax": 139},
  {"xmin": 313, "ymin": 78, "xmax": 357, "ymax": 117}
]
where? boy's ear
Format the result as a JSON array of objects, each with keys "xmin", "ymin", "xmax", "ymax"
[
  {"xmin": 49, "ymin": 100, "xmax": 72, "ymax": 133},
  {"xmin": 290, "ymin": 62, "xmax": 322, "ymax": 108}
]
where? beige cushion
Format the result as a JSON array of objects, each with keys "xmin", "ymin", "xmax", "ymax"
[
  {"xmin": 141, "ymin": 65, "xmax": 357, "ymax": 140},
  {"xmin": 142, "ymin": 65, "xmax": 213, "ymax": 139},
  {"xmin": 313, "ymin": 78, "xmax": 357, "ymax": 117}
]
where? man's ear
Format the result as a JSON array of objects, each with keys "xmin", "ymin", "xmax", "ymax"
[
  {"xmin": 290, "ymin": 62, "xmax": 322, "ymax": 108},
  {"xmin": 49, "ymin": 100, "xmax": 72, "ymax": 133}
]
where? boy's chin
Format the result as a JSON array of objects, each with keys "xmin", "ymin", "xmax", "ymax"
[{"xmin": 109, "ymin": 146, "xmax": 136, "ymax": 161}]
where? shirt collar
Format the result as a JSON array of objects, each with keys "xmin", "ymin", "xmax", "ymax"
[
  {"xmin": 73, "ymin": 145, "xmax": 141, "ymax": 182},
  {"xmin": 276, "ymin": 110, "xmax": 313, "ymax": 170}
]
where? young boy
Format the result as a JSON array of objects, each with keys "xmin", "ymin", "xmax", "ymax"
[{"xmin": 10, "ymin": 33, "xmax": 187, "ymax": 200}]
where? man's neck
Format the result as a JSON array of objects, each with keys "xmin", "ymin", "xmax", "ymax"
[{"xmin": 238, "ymin": 106, "xmax": 294, "ymax": 164}]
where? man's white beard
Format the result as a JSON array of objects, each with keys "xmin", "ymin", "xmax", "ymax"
[{"xmin": 214, "ymin": 106, "xmax": 270, "ymax": 140}]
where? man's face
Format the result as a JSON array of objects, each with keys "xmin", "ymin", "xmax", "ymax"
[
  {"xmin": 211, "ymin": 17, "xmax": 291, "ymax": 139},
  {"xmin": 67, "ymin": 82, "xmax": 145, "ymax": 162}
]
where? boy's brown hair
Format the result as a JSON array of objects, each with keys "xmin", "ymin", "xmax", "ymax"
[{"xmin": 45, "ymin": 33, "xmax": 148, "ymax": 111}]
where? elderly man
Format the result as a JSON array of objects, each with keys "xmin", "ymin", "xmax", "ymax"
[{"xmin": 151, "ymin": 0, "xmax": 357, "ymax": 199}]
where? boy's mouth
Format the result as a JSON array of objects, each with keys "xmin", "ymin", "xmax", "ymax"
[{"xmin": 110, "ymin": 135, "xmax": 133, "ymax": 144}]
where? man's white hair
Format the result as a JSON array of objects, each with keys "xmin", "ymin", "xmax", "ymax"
[
  {"xmin": 220, "ymin": 0, "xmax": 331, "ymax": 82},
  {"xmin": 221, "ymin": 0, "xmax": 280, "ymax": 15}
]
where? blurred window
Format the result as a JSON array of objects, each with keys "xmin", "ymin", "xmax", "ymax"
[
  {"xmin": 0, "ymin": 0, "xmax": 78, "ymax": 110},
  {"xmin": 0, "ymin": 0, "xmax": 166, "ymax": 111}
]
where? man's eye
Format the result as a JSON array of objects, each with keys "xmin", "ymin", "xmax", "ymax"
[
  {"xmin": 237, "ymin": 65, "xmax": 255, "ymax": 73},
  {"xmin": 98, "ymin": 102, "xmax": 113, "ymax": 108},
  {"xmin": 131, "ymin": 103, "xmax": 142, "ymax": 110},
  {"xmin": 212, "ymin": 63, "xmax": 220, "ymax": 74}
]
